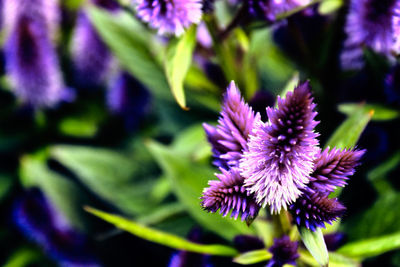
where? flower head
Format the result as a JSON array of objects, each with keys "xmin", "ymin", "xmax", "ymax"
[
  {"xmin": 134, "ymin": 0, "xmax": 202, "ymax": 36},
  {"xmin": 307, "ymin": 147, "xmax": 365, "ymax": 194},
  {"xmin": 246, "ymin": 0, "xmax": 312, "ymax": 21},
  {"xmin": 240, "ymin": 81, "xmax": 319, "ymax": 213},
  {"xmin": 4, "ymin": 13, "xmax": 68, "ymax": 107},
  {"xmin": 203, "ymin": 81, "xmax": 260, "ymax": 169},
  {"xmin": 267, "ymin": 235, "xmax": 299, "ymax": 267},
  {"xmin": 201, "ymin": 168, "xmax": 260, "ymax": 223},
  {"xmin": 341, "ymin": 0, "xmax": 400, "ymax": 69},
  {"xmin": 290, "ymin": 192, "xmax": 346, "ymax": 231}
]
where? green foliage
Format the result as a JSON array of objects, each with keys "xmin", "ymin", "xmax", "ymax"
[
  {"xmin": 338, "ymin": 103, "xmax": 400, "ymax": 121},
  {"xmin": 338, "ymin": 231, "xmax": 400, "ymax": 259},
  {"xmin": 233, "ymin": 249, "xmax": 272, "ymax": 265},
  {"xmin": 165, "ymin": 25, "xmax": 198, "ymax": 109},
  {"xmin": 326, "ymin": 103, "xmax": 373, "ymax": 149},
  {"xmin": 318, "ymin": 0, "xmax": 344, "ymax": 15},
  {"xmin": 299, "ymin": 227, "xmax": 329, "ymax": 266},
  {"xmin": 3, "ymin": 248, "xmax": 40, "ymax": 267},
  {"xmin": 0, "ymin": 173, "xmax": 13, "ymax": 201},
  {"xmin": 86, "ymin": 207, "xmax": 239, "ymax": 256},
  {"xmin": 299, "ymin": 250, "xmax": 360, "ymax": 267}
]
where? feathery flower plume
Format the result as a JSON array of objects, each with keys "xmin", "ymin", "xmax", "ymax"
[
  {"xmin": 133, "ymin": 0, "xmax": 203, "ymax": 36},
  {"xmin": 290, "ymin": 192, "xmax": 346, "ymax": 231},
  {"xmin": 13, "ymin": 189, "xmax": 100, "ymax": 266},
  {"xmin": 341, "ymin": 0, "xmax": 400, "ymax": 69},
  {"xmin": 201, "ymin": 168, "xmax": 260, "ymax": 223},
  {"xmin": 203, "ymin": 81, "xmax": 260, "ymax": 169},
  {"xmin": 71, "ymin": 0, "xmax": 119, "ymax": 88},
  {"xmin": 307, "ymin": 147, "xmax": 365, "ymax": 194},
  {"xmin": 267, "ymin": 236, "xmax": 299, "ymax": 267},
  {"xmin": 240, "ymin": 82, "xmax": 319, "ymax": 213},
  {"xmin": 4, "ymin": 9, "xmax": 68, "ymax": 107}
]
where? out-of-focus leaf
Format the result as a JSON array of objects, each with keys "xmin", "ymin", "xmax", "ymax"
[
  {"xmin": 368, "ymin": 151, "xmax": 400, "ymax": 194},
  {"xmin": 149, "ymin": 176, "xmax": 171, "ymax": 203},
  {"xmin": 137, "ymin": 202, "xmax": 186, "ymax": 225},
  {"xmin": 0, "ymin": 173, "xmax": 13, "ymax": 201},
  {"xmin": 59, "ymin": 117, "xmax": 98, "ymax": 137},
  {"xmin": 88, "ymin": 7, "xmax": 171, "ymax": 100},
  {"xmin": 338, "ymin": 231, "xmax": 400, "ymax": 259},
  {"xmin": 86, "ymin": 207, "xmax": 238, "ymax": 256},
  {"xmin": 253, "ymin": 218, "xmax": 274, "ymax": 247},
  {"xmin": 279, "ymin": 71, "xmax": 300, "ymax": 100},
  {"xmin": 299, "ymin": 227, "xmax": 329, "ymax": 266},
  {"xmin": 326, "ymin": 104, "xmax": 373, "ymax": 149},
  {"xmin": 146, "ymin": 139, "xmax": 255, "ymax": 240},
  {"xmin": 19, "ymin": 153, "xmax": 87, "ymax": 229},
  {"xmin": 185, "ymin": 66, "xmax": 220, "ymax": 94},
  {"xmin": 3, "ymin": 248, "xmax": 40, "ymax": 267},
  {"xmin": 50, "ymin": 145, "xmax": 159, "ymax": 216},
  {"xmin": 338, "ymin": 103, "xmax": 399, "ymax": 121},
  {"xmin": 318, "ymin": 0, "xmax": 343, "ymax": 15},
  {"xmin": 165, "ymin": 25, "xmax": 197, "ymax": 109},
  {"xmin": 233, "ymin": 249, "xmax": 272, "ymax": 265},
  {"xmin": 299, "ymin": 250, "xmax": 360, "ymax": 267}
]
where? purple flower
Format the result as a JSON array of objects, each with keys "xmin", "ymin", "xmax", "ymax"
[
  {"xmin": 107, "ymin": 71, "xmax": 151, "ymax": 130},
  {"xmin": 247, "ymin": 0, "xmax": 312, "ymax": 21},
  {"xmin": 290, "ymin": 192, "xmax": 346, "ymax": 231},
  {"xmin": 324, "ymin": 232, "xmax": 347, "ymax": 251},
  {"xmin": 13, "ymin": 189, "xmax": 100, "ymax": 266},
  {"xmin": 201, "ymin": 168, "xmax": 260, "ymax": 223},
  {"xmin": 240, "ymin": 82, "xmax": 319, "ymax": 213},
  {"xmin": 133, "ymin": 0, "xmax": 203, "ymax": 36},
  {"xmin": 307, "ymin": 147, "xmax": 365, "ymax": 194},
  {"xmin": 267, "ymin": 235, "xmax": 299, "ymax": 267},
  {"xmin": 4, "ymin": 14, "xmax": 68, "ymax": 107},
  {"xmin": 203, "ymin": 81, "xmax": 260, "ymax": 169},
  {"xmin": 70, "ymin": 0, "xmax": 119, "ymax": 88},
  {"xmin": 341, "ymin": 0, "xmax": 400, "ymax": 69}
]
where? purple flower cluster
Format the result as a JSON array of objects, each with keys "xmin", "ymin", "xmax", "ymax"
[
  {"xmin": 201, "ymin": 80, "xmax": 364, "ymax": 231},
  {"xmin": 268, "ymin": 236, "xmax": 299, "ymax": 267},
  {"xmin": 341, "ymin": 0, "xmax": 400, "ymax": 69},
  {"xmin": 3, "ymin": 0, "xmax": 69, "ymax": 107},
  {"xmin": 247, "ymin": 0, "xmax": 312, "ymax": 21},
  {"xmin": 133, "ymin": 0, "xmax": 203, "ymax": 36}
]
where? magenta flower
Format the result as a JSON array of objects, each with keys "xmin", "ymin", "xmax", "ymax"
[
  {"xmin": 203, "ymin": 81, "xmax": 260, "ymax": 169},
  {"xmin": 240, "ymin": 82, "xmax": 319, "ymax": 213},
  {"xmin": 133, "ymin": 0, "xmax": 203, "ymax": 36},
  {"xmin": 201, "ymin": 168, "xmax": 260, "ymax": 223}
]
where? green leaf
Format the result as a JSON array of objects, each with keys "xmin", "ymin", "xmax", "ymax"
[
  {"xmin": 50, "ymin": 145, "xmax": 160, "ymax": 216},
  {"xmin": 326, "ymin": 103, "xmax": 373, "ymax": 149},
  {"xmin": 0, "ymin": 173, "xmax": 13, "ymax": 202},
  {"xmin": 338, "ymin": 231, "xmax": 400, "ymax": 259},
  {"xmin": 86, "ymin": 207, "xmax": 238, "ymax": 256},
  {"xmin": 146, "ymin": 139, "xmax": 254, "ymax": 240},
  {"xmin": 59, "ymin": 117, "xmax": 98, "ymax": 137},
  {"xmin": 338, "ymin": 103, "xmax": 399, "ymax": 121},
  {"xmin": 165, "ymin": 25, "xmax": 197, "ymax": 109},
  {"xmin": 318, "ymin": 0, "xmax": 343, "ymax": 15},
  {"xmin": 3, "ymin": 248, "xmax": 40, "ymax": 267},
  {"xmin": 87, "ymin": 7, "xmax": 171, "ymax": 100},
  {"xmin": 299, "ymin": 227, "xmax": 329, "ymax": 266},
  {"xmin": 279, "ymin": 71, "xmax": 300, "ymax": 100},
  {"xmin": 233, "ymin": 249, "xmax": 272, "ymax": 265},
  {"xmin": 19, "ymin": 153, "xmax": 88, "ymax": 229},
  {"xmin": 299, "ymin": 250, "xmax": 360, "ymax": 267},
  {"xmin": 367, "ymin": 151, "xmax": 400, "ymax": 194},
  {"xmin": 137, "ymin": 202, "xmax": 186, "ymax": 225}
]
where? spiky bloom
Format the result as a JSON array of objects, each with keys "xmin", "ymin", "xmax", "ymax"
[
  {"xmin": 240, "ymin": 82, "xmax": 319, "ymax": 213},
  {"xmin": 107, "ymin": 71, "xmax": 151, "ymax": 129},
  {"xmin": 203, "ymin": 81, "xmax": 261, "ymax": 169},
  {"xmin": 133, "ymin": 0, "xmax": 202, "ymax": 36},
  {"xmin": 201, "ymin": 168, "xmax": 260, "ymax": 222},
  {"xmin": 246, "ymin": 0, "xmax": 312, "ymax": 21},
  {"xmin": 307, "ymin": 148, "xmax": 365, "ymax": 194},
  {"xmin": 70, "ymin": 0, "xmax": 119, "ymax": 88},
  {"xmin": 290, "ymin": 192, "xmax": 346, "ymax": 231},
  {"xmin": 4, "ymin": 13, "xmax": 68, "ymax": 107},
  {"xmin": 13, "ymin": 189, "xmax": 100, "ymax": 266},
  {"xmin": 341, "ymin": 0, "xmax": 400, "ymax": 69},
  {"xmin": 267, "ymin": 236, "xmax": 299, "ymax": 267}
]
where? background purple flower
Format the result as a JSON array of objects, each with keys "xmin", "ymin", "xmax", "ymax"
[
  {"xmin": 341, "ymin": 0, "xmax": 400, "ymax": 69},
  {"xmin": 13, "ymin": 189, "xmax": 100, "ymax": 266},
  {"xmin": 247, "ymin": 0, "xmax": 311, "ymax": 21},
  {"xmin": 133, "ymin": 0, "xmax": 203, "ymax": 36},
  {"xmin": 201, "ymin": 167, "xmax": 260, "ymax": 223},
  {"xmin": 240, "ymin": 82, "xmax": 319, "ymax": 213},
  {"xmin": 203, "ymin": 81, "xmax": 260, "ymax": 169},
  {"xmin": 267, "ymin": 235, "xmax": 299, "ymax": 267}
]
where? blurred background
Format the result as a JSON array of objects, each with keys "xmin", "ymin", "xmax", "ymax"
[{"xmin": 0, "ymin": 0, "xmax": 400, "ymax": 266}]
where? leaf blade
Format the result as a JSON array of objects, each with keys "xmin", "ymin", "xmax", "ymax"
[{"xmin": 299, "ymin": 227, "xmax": 329, "ymax": 266}]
